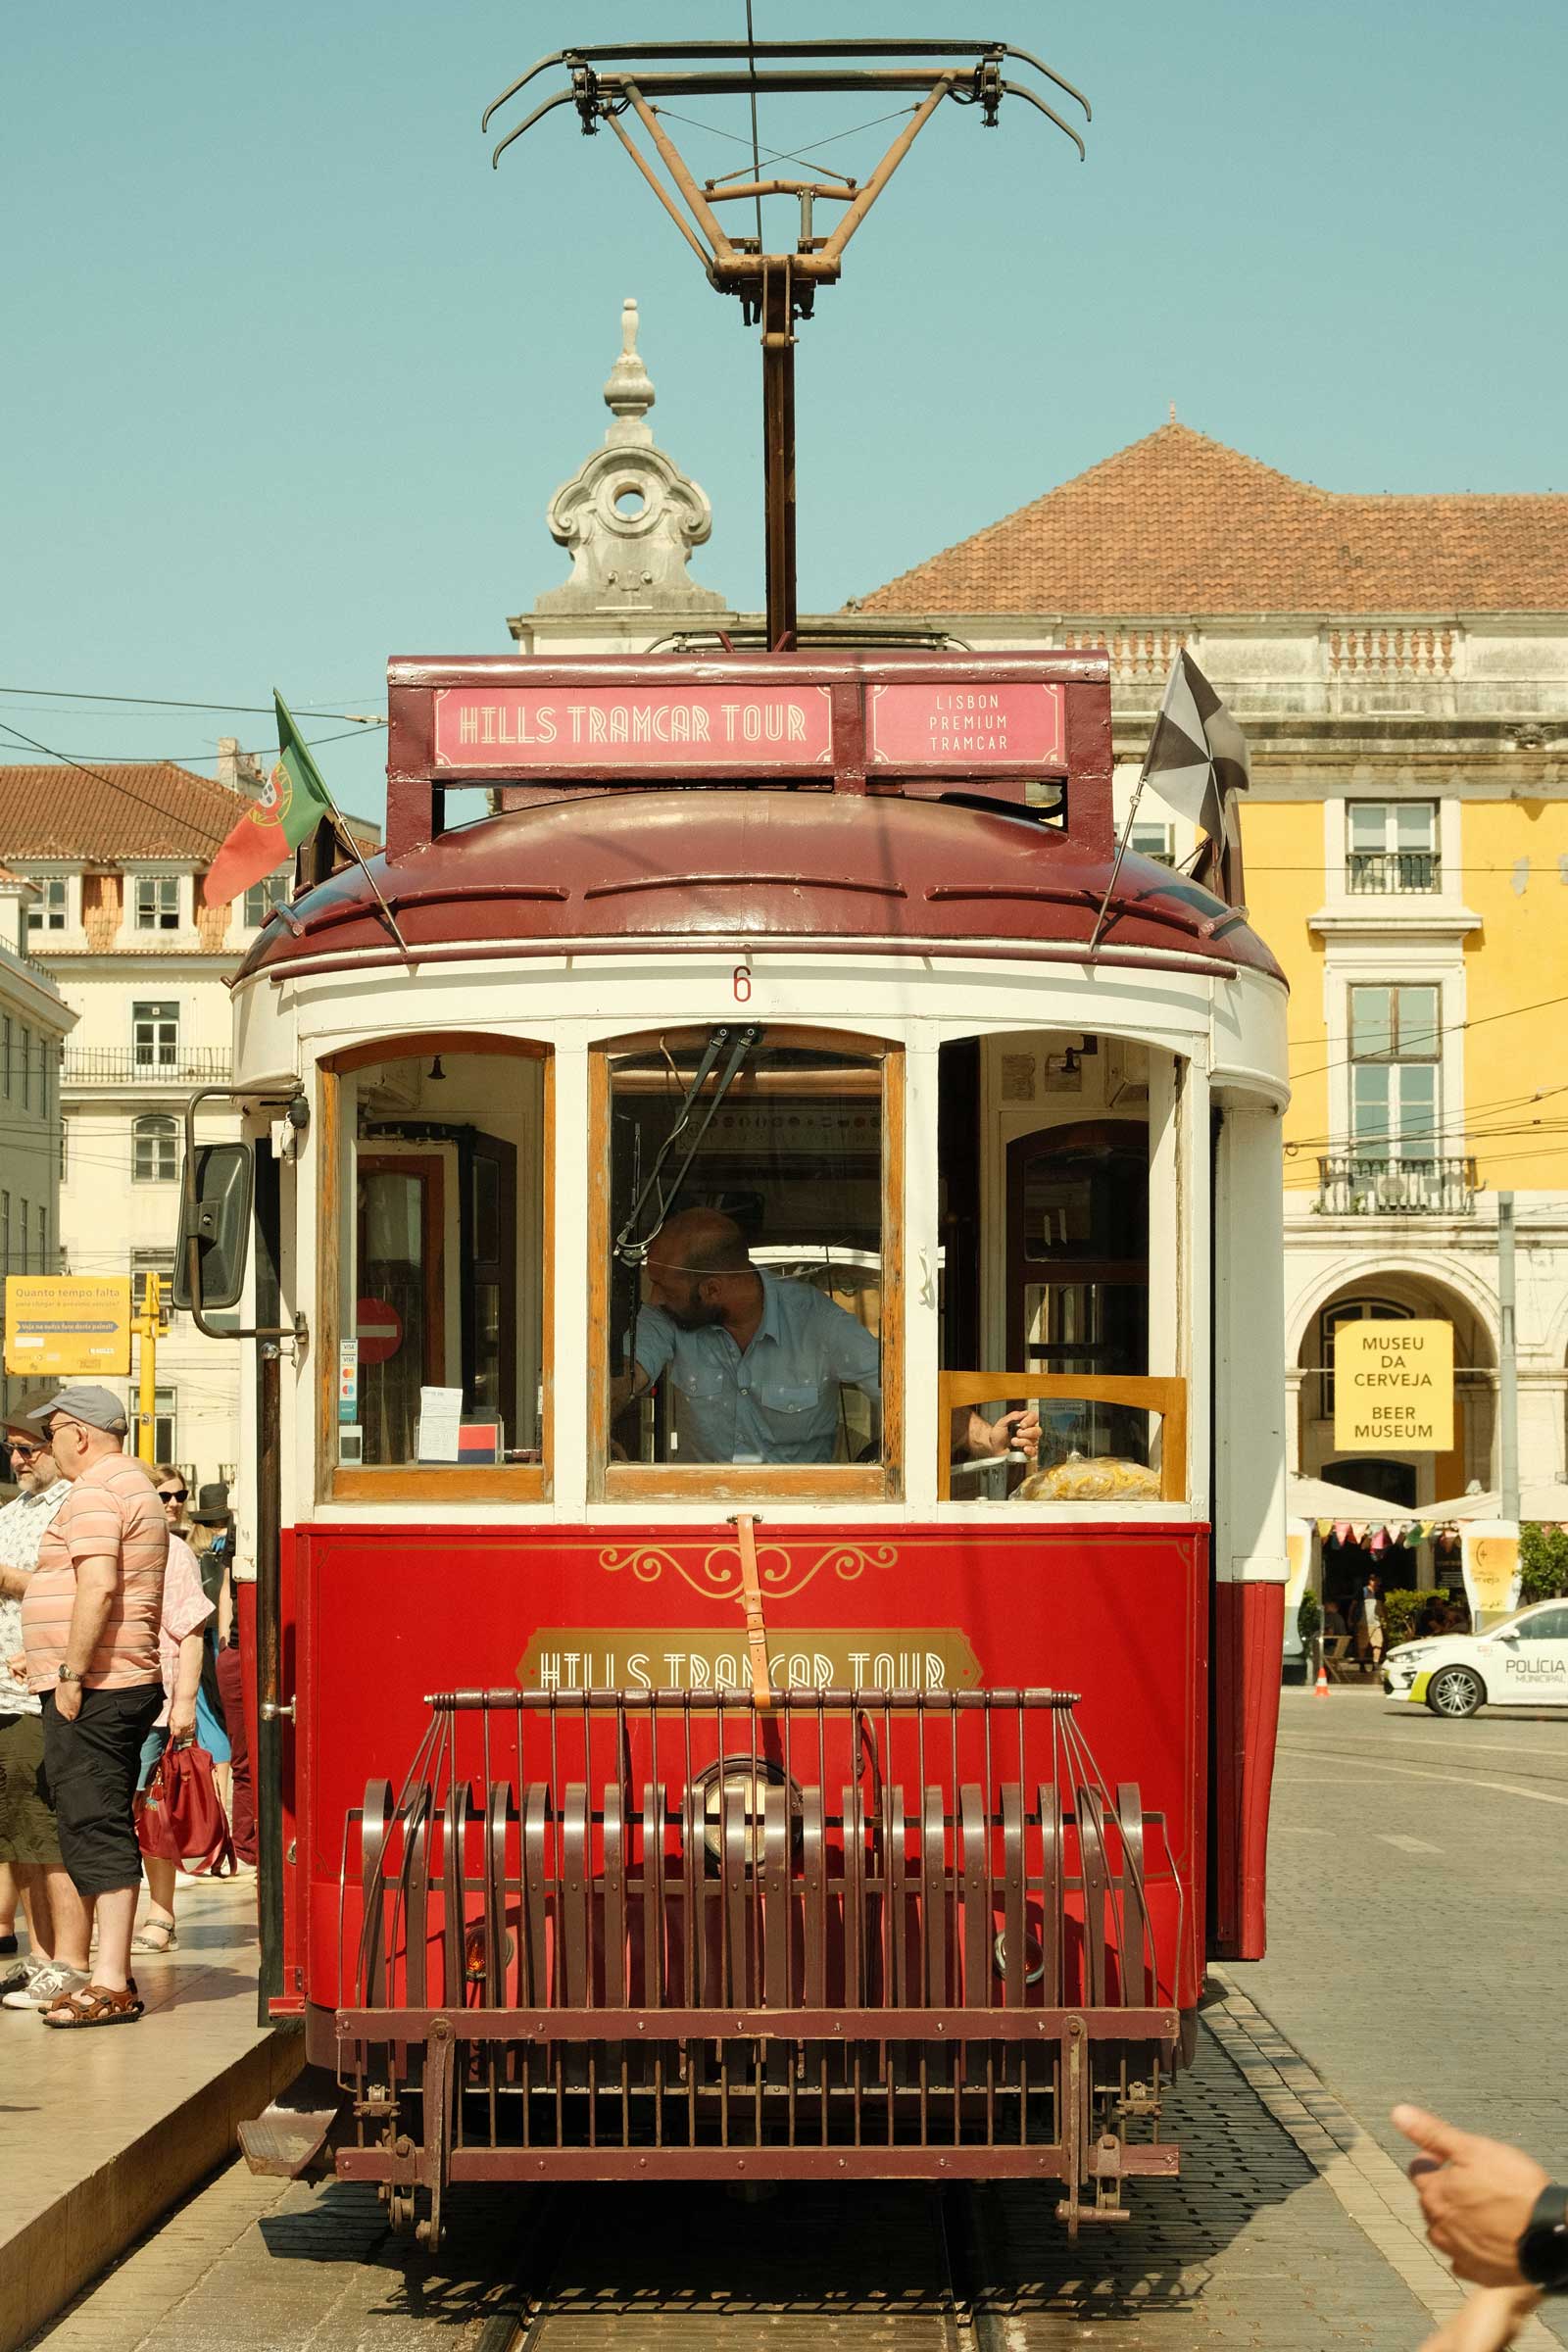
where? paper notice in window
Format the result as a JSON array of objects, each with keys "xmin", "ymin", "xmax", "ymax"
[{"xmin": 416, "ymin": 1386, "xmax": 464, "ymax": 1462}]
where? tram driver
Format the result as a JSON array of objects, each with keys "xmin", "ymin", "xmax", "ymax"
[{"xmin": 617, "ymin": 1208, "xmax": 1038, "ymax": 1471}]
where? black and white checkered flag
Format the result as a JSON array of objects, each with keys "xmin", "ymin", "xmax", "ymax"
[{"xmin": 1142, "ymin": 651, "xmax": 1250, "ymax": 842}]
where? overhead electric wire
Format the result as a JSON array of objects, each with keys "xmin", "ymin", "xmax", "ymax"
[
  {"xmin": 650, "ymin": 99, "xmax": 920, "ymax": 177},
  {"xmin": 1286, "ymin": 988, "xmax": 1568, "ymax": 1080},
  {"xmin": 0, "ymin": 726, "xmax": 378, "ymax": 763},
  {"xmin": 0, "ymin": 717, "xmax": 379, "ymax": 847},
  {"xmin": 0, "ymin": 685, "xmax": 385, "ymax": 723}
]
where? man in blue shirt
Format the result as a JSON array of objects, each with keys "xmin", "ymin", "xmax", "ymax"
[
  {"xmin": 623, "ymin": 1209, "xmax": 1040, "ymax": 1472},
  {"xmin": 629, "ymin": 1209, "xmax": 880, "ymax": 1465}
]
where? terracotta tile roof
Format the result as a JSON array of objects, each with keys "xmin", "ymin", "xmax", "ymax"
[
  {"xmin": 0, "ymin": 761, "xmax": 247, "ymax": 858},
  {"xmin": 0, "ymin": 760, "xmax": 381, "ymax": 861},
  {"xmin": 856, "ymin": 423, "xmax": 1568, "ymax": 615}
]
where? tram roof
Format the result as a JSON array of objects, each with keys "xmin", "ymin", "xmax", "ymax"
[{"xmin": 234, "ymin": 787, "xmax": 1285, "ymax": 987}]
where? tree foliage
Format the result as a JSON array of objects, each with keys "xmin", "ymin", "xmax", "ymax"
[{"xmin": 1520, "ymin": 1523, "xmax": 1568, "ymax": 1606}]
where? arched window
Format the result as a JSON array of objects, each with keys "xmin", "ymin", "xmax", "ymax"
[{"xmin": 132, "ymin": 1113, "xmax": 177, "ymax": 1185}]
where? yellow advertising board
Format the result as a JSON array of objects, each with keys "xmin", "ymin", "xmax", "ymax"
[
  {"xmin": 1333, "ymin": 1319, "xmax": 1453, "ymax": 1453},
  {"xmin": 3, "ymin": 1277, "xmax": 132, "ymax": 1378}
]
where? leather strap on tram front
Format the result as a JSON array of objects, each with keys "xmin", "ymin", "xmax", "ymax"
[{"xmin": 730, "ymin": 1510, "xmax": 772, "ymax": 1707}]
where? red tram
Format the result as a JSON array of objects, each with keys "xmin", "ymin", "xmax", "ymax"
[{"xmin": 207, "ymin": 645, "xmax": 1290, "ymax": 2244}]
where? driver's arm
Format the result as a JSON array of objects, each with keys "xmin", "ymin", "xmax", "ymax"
[{"xmin": 610, "ymin": 1306, "xmax": 675, "ymax": 1414}]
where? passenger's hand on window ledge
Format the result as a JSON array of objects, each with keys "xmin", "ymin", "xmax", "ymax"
[{"xmin": 967, "ymin": 1407, "xmax": 1041, "ymax": 1463}]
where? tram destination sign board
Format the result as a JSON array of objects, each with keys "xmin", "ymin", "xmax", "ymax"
[
  {"xmin": 867, "ymin": 680, "xmax": 1064, "ymax": 768},
  {"xmin": 425, "ymin": 675, "xmax": 1070, "ymax": 776},
  {"xmin": 434, "ymin": 683, "xmax": 835, "ymax": 769}
]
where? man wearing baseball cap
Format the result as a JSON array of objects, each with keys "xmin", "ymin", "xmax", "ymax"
[
  {"xmin": 18, "ymin": 1385, "xmax": 168, "ymax": 2026},
  {"xmin": 0, "ymin": 1399, "xmax": 77, "ymax": 2009}
]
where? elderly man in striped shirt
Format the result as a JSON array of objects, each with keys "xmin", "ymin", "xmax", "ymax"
[{"xmin": 17, "ymin": 1385, "xmax": 168, "ymax": 2027}]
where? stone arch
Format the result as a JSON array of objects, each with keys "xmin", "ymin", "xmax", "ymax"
[
  {"xmin": 1285, "ymin": 1250, "xmax": 1499, "ymax": 1365},
  {"xmin": 1292, "ymin": 1259, "xmax": 1497, "ymax": 1506}
]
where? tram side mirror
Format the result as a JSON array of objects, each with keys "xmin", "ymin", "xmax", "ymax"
[{"xmin": 172, "ymin": 1144, "xmax": 253, "ymax": 1311}]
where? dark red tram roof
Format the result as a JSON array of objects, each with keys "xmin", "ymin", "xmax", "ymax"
[{"xmin": 236, "ymin": 653, "xmax": 1283, "ymax": 986}]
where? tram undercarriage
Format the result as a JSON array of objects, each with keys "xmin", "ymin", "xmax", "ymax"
[{"xmin": 247, "ymin": 1690, "xmax": 1185, "ymax": 2248}]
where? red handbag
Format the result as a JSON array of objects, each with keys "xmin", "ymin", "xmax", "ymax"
[{"xmin": 134, "ymin": 1739, "xmax": 236, "ymax": 1878}]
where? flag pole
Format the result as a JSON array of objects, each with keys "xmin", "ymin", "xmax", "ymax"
[
  {"xmin": 1087, "ymin": 765, "xmax": 1151, "ymax": 955},
  {"xmin": 274, "ymin": 693, "xmax": 414, "ymax": 960},
  {"xmin": 318, "ymin": 795, "xmax": 414, "ymax": 961}
]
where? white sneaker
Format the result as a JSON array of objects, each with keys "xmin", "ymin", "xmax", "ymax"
[{"xmin": 3, "ymin": 1960, "xmax": 86, "ymax": 2011}]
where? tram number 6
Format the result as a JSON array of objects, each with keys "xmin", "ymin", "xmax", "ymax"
[{"xmin": 732, "ymin": 962, "xmax": 753, "ymax": 1004}]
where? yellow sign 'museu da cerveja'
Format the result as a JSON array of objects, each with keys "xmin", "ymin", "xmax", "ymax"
[{"xmin": 1333, "ymin": 1319, "xmax": 1453, "ymax": 1453}]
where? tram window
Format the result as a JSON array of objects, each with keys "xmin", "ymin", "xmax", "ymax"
[
  {"xmin": 327, "ymin": 1044, "xmax": 547, "ymax": 1480},
  {"xmin": 937, "ymin": 1034, "xmax": 1173, "ymax": 1502},
  {"xmin": 597, "ymin": 1032, "xmax": 894, "ymax": 1492}
]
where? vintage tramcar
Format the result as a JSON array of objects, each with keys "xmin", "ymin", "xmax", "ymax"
[{"xmin": 210, "ymin": 646, "xmax": 1289, "ymax": 2245}]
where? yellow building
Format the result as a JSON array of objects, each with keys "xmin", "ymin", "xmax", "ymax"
[{"xmin": 848, "ymin": 420, "xmax": 1568, "ymax": 1540}]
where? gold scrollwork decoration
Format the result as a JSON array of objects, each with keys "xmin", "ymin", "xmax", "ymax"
[{"xmin": 600, "ymin": 1541, "xmax": 898, "ymax": 1603}]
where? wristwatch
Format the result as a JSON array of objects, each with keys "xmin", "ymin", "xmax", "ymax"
[
  {"xmin": 1518, "ymin": 2184, "xmax": 1568, "ymax": 2292},
  {"xmin": 56, "ymin": 1664, "xmax": 79, "ymax": 1686}
]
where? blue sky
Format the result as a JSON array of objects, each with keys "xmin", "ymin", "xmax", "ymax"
[{"xmin": 4, "ymin": 2, "xmax": 1563, "ymax": 819}]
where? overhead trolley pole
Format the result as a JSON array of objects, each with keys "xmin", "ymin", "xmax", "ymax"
[{"xmin": 482, "ymin": 37, "xmax": 1091, "ymax": 651}]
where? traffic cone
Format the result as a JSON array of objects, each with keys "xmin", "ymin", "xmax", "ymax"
[{"xmin": 1313, "ymin": 1653, "xmax": 1330, "ymax": 1698}]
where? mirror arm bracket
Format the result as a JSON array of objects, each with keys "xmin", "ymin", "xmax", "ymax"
[{"xmin": 181, "ymin": 1085, "xmax": 308, "ymax": 1345}]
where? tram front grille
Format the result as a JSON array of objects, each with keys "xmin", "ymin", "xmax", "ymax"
[{"xmin": 332, "ymin": 1690, "xmax": 1181, "ymax": 2167}]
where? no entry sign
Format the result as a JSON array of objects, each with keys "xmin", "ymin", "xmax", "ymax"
[{"xmin": 356, "ymin": 1296, "xmax": 404, "ymax": 1365}]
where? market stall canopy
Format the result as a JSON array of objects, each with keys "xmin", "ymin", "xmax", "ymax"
[
  {"xmin": 1287, "ymin": 1473, "xmax": 1412, "ymax": 1522},
  {"xmin": 1421, "ymin": 1483, "xmax": 1568, "ymax": 1524}
]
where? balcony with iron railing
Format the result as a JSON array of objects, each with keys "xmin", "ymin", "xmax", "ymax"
[
  {"xmin": 1346, "ymin": 850, "xmax": 1441, "ymax": 894},
  {"xmin": 1316, "ymin": 1153, "xmax": 1477, "ymax": 1216},
  {"xmin": 61, "ymin": 1046, "xmax": 231, "ymax": 1087}
]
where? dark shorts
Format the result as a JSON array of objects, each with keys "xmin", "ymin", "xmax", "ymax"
[
  {"xmin": 0, "ymin": 1710, "xmax": 61, "ymax": 1867},
  {"xmin": 41, "ymin": 1684, "xmax": 163, "ymax": 1898}
]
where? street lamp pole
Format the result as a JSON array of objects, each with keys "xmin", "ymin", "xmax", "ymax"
[{"xmin": 1497, "ymin": 1190, "xmax": 1520, "ymax": 1523}]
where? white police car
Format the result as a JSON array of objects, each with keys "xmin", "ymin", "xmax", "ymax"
[{"xmin": 1384, "ymin": 1598, "xmax": 1568, "ymax": 1717}]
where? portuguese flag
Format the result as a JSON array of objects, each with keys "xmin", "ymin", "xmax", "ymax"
[{"xmin": 202, "ymin": 691, "xmax": 335, "ymax": 906}]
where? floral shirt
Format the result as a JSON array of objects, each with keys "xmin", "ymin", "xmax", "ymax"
[
  {"xmin": 154, "ymin": 1534, "xmax": 215, "ymax": 1731},
  {"xmin": 0, "ymin": 1480, "xmax": 71, "ymax": 1719}
]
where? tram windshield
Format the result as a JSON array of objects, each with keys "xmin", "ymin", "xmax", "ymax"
[
  {"xmin": 331, "ymin": 1045, "xmax": 547, "ymax": 1472},
  {"xmin": 601, "ymin": 1033, "xmax": 889, "ymax": 1484}
]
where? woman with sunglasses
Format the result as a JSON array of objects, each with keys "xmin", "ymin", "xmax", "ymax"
[{"xmin": 154, "ymin": 1468, "xmax": 189, "ymax": 1535}]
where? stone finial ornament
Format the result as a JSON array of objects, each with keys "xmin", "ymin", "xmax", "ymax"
[{"xmin": 534, "ymin": 297, "xmax": 724, "ymax": 615}]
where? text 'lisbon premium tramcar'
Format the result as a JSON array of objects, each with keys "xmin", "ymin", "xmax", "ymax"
[{"xmin": 201, "ymin": 645, "xmax": 1290, "ymax": 2245}]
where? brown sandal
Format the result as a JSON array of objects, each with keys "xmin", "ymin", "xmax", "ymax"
[{"xmin": 42, "ymin": 1981, "xmax": 144, "ymax": 2027}]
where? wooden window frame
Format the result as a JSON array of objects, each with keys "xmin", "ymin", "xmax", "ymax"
[
  {"xmin": 588, "ymin": 1027, "xmax": 904, "ymax": 1507},
  {"xmin": 317, "ymin": 1033, "xmax": 554, "ymax": 1504},
  {"xmin": 936, "ymin": 1372, "xmax": 1188, "ymax": 1503}
]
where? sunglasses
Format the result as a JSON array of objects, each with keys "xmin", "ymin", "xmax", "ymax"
[
  {"xmin": 8, "ymin": 1442, "xmax": 40, "ymax": 1460},
  {"xmin": 158, "ymin": 1488, "xmax": 188, "ymax": 1504}
]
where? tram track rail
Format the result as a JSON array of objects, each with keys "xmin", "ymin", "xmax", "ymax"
[{"xmin": 471, "ymin": 2180, "xmax": 1000, "ymax": 2350}]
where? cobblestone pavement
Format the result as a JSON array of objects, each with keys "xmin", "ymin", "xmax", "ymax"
[
  {"xmin": 28, "ymin": 2020, "xmax": 1490, "ymax": 2352},
  {"xmin": 27, "ymin": 1692, "xmax": 1568, "ymax": 2348}
]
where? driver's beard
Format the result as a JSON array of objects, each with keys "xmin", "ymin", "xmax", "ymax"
[{"xmin": 664, "ymin": 1295, "xmax": 727, "ymax": 1333}]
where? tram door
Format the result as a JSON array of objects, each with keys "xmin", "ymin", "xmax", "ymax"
[
  {"xmin": 356, "ymin": 1139, "xmax": 521, "ymax": 1464},
  {"xmin": 1004, "ymin": 1121, "xmax": 1150, "ymax": 1462}
]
